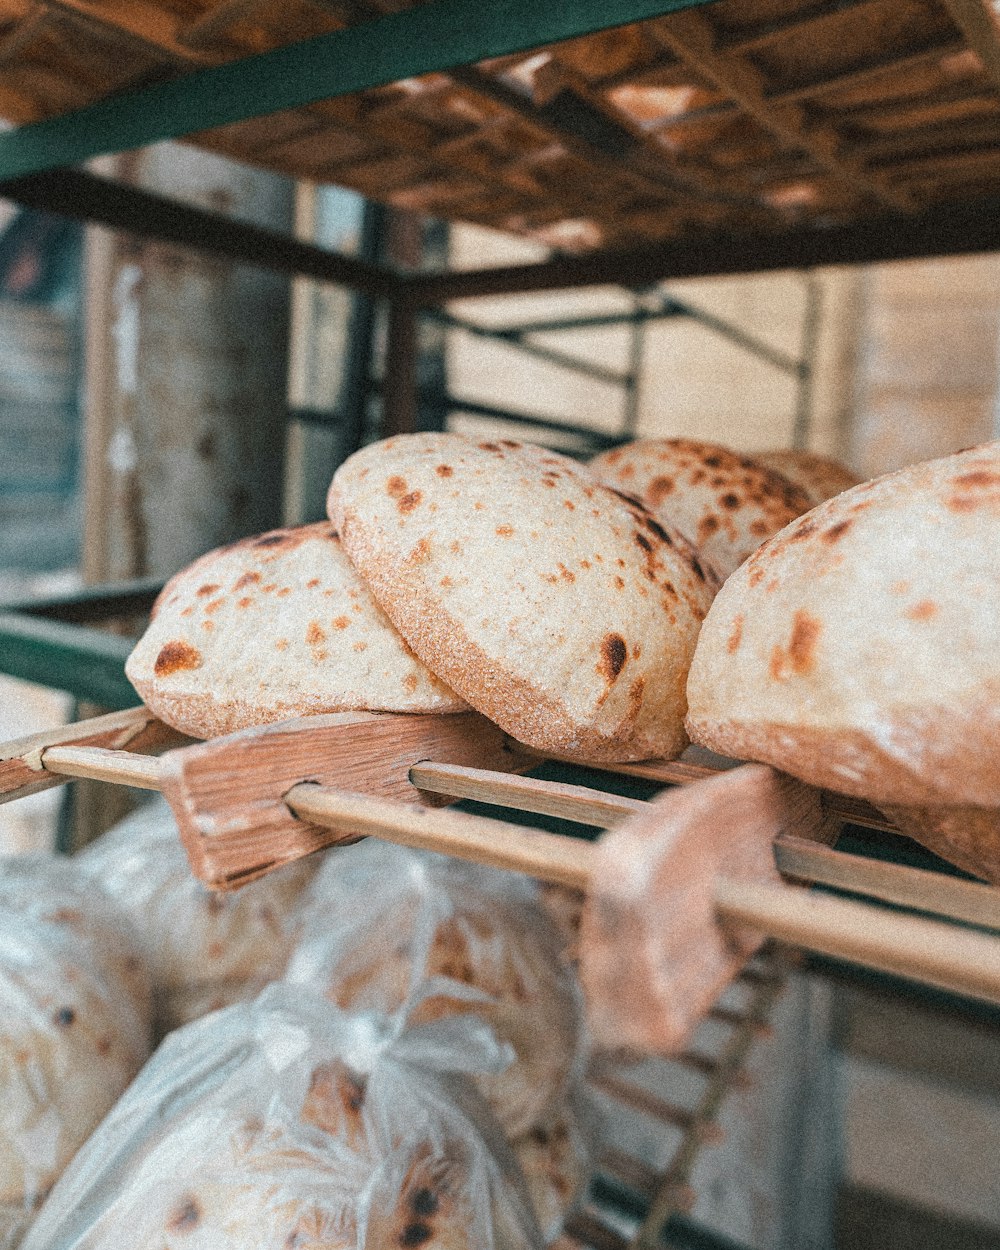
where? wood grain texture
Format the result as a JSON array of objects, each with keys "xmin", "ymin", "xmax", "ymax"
[
  {"xmin": 0, "ymin": 705, "xmax": 182, "ymax": 804},
  {"xmin": 715, "ymin": 877, "xmax": 1000, "ymax": 1006},
  {"xmin": 40, "ymin": 744, "xmax": 164, "ymax": 790},
  {"xmin": 774, "ymin": 833, "xmax": 1000, "ymax": 930},
  {"xmin": 408, "ymin": 760, "xmax": 646, "ymax": 826},
  {"xmin": 287, "ymin": 783, "xmax": 595, "ymax": 888},
  {"xmin": 580, "ymin": 763, "xmax": 825, "ymax": 1054},
  {"xmin": 157, "ymin": 708, "xmax": 532, "ymax": 888}
]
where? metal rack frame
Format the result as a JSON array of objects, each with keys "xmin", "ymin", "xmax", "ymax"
[{"xmin": 0, "ymin": 4, "xmax": 999, "ymax": 1246}]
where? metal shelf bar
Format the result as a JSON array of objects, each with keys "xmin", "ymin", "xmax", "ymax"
[
  {"xmin": 402, "ymin": 193, "xmax": 1000, "ymax": 303},
  {"xmin": 0, "ymin": 0, "xmax": 712, "ymax": 183},
  {"xmin": 0, "ymin": 169, "xmax": 399, "ymax": 300},
  {"xmin": 0, "ymin": 613, "xmax": 136, "ymax": 709}
]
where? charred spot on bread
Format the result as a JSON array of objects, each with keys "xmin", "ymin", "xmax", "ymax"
[
  {"xmin": 410, "ymin": 1189, "xmax": 439, "ymax": 1217},
  {"xmin": 400, "ymin": 1222, "xmax": 433, "ymax": 1247},
  {"xmin": 167, "ymin": 1196, "xmax": 202, "ymax": 1233},
  {"xmin": 788, "ymin": 609, "xmax": 821, "ymax": 675},
  {"xmin": 599, "ymin": 634, "xmax": 628, "ymax": 683},
  {"xmin": 153, "ymin": 640, "xmax": 202, "ymax": 676},
  {"xmin": 823, "ymin": 519, "xmax": 852, "ymax": 543}
]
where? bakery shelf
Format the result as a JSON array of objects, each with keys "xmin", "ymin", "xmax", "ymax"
[
  {"xmin": 0, "ymin": 0, "xmax": 999, "ymax": 284},
  {"xmin": 1, "ymin": 4, "xmax": 999, "ymax": 1244}
]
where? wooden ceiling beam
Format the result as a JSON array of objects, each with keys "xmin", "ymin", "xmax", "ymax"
[
  {"xmin": 646, "ymin": 8, "xmax": 917, "ymax": 211},
  {"xmin": 715, "ymin": 0, "xmax": 880, "ymax": 54},
  {"xmin": 940, "ymin": 0, "xmax": 1000, "ymax": 95}
]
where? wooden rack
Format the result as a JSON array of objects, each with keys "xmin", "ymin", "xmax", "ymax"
[
  {"xmin": 0, "ymin": 0, "xmax": 999, "ymax": 264},
  {"xmin": 3, "ymin": 704, "xmax": 998, "ymax": 1012},
  {"xmin": 5, "ymin": 702, "xmax": 999, "ymax": 1244}
]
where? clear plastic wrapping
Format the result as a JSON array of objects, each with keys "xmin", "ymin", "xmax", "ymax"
[
  {"xmin": 0, "ymin": 855, "xmax": 153, "ymax": 1248},
  {"xmin": 79, "ymin": 796, "xmax": 317, "ymax": 1034},
  {"xmin": 21, "ymin": 984, "xmax": 545, "ymax": 1250},
  {"xmin": 286, "ymin": 842, "xmax": 593, "ymax": 1238}
]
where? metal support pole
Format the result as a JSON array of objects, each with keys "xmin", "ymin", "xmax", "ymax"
[
  {"xmin": 792, "ymin": 272, "xmax": 823, "ymax": 450},
  {"xmin": 383, "ymin": 296, "xmax": 419, "ymax": 438}
]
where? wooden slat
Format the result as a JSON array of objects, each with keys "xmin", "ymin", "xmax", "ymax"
[
  {"xmin": 41, "ymin": 743, "xmax": 165, "ymax": 790},
  {"xmin": 648, "ymin": 8, "xmax": 917, "ymax": 212},
  {"xmin": 0, "ymin": 706, "xmax": 182, "ymax": 803},
  {"xmin": 408, "ymin": 760, "xmax": 646, "ymax": 825},
  {"xmin": 588, "ymin": 1071, "xmax": 696, "ymax": 1130},
  {"xmin": 771, "ymin": 37, "xmax": 966, "ymax": 106},
  {"xmin": 940, "ymin": 0, "xmax": 1000, "ymax": 96},
  {"xmin": 774, "ymin": 834, "xmax": 1000, "ymax": 931},
  {"xmin": 156, "ymin": 709, "xmax": 532, "ymax": 888},
  {"xmin": 715, "ymin": 876, "xmax": 1000, "ymax": 1007},
  {"xmin": 715, "ymin": 0, "xmax": 880, "ymax": 54},
  {"xmin": 286, "ymin": 782, "xmax": 597, "ymax": 888}
]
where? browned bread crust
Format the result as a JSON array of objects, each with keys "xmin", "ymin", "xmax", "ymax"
[
  {"xmin": 329, "ymin": 434, "xmax": 716, "ymax": 763},
  {"xmin": 687, "ymin": 442, "xmax": 1000, "ymax": 816},
  {"xmin": 591, "ymin": 438, "xmax": 812, "ymax": 581}
]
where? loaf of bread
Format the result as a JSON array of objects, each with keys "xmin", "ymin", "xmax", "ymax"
[
  {"xmin": 753, "ymin": 449, "xmax": 861, "ymax": 505},
  {"xmin": 686, "ymin": 442, "xmax": 1000, "ymax": 880},
  {"xmin": 126, "ymin": 521, "xmax": 466, "ymax": 739},
  {"xmin": 590, "ymin": 438, "xmax": 812, "ymax": 581},
  {"xmin": 0, "ymin": 857, "xmax": 152, "ymax": 1246},
  {"xmin": 286, "ymin": 840, "xmax": 585, "ymax": 1143},
  {"xmin": 329, "ymin": 434, "xmax": 715, "ymax": 763},
  {"xmin": 79, "ymin": 797, "xmax": 316, "ymax": 1036},
  {"xmin": 20, "ymin": 987, "xmax": 543, "ymax": 1250}
]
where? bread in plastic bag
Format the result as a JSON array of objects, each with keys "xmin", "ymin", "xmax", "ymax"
[
  {"xmin": 78, "ymin": 796, "xmax": 317, "ymax": 1034},
  {"xmin": 0, "ymin": 855, "xmax": 153, "ymax": 1248},
  {"xmin": 20, "ymin": 983, "xmax": 545, "ymax": 1250},
  {"xmin": 286, "ymin": 841, "xmax": 584, "ymax": 1141},
  {"xmin": 286, "ymin": 842, "xmax": 593, "ymax": 1239},
  {"xmin": 512, "ymin": 1101, "xmax": 594, "ymax": 1244}
]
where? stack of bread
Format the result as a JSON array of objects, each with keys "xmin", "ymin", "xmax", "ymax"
[
  {"xmin": 130, "ymin": 435, "xmax": 718, "ymax": 765},
  {"xmin": 20, "ymin": 985, "xmax": 543, "ymax": 1250},
  {"xmin": 287, "ymin": 841, "xmax": 592, "ymax": 1241},
  {"xmin": 0, "ymin": 856, "xmax": 152, "ymax": 1248},
  {"xmin": 79, "ymin": 797, "xmax": 318, "ymax": 1036}
]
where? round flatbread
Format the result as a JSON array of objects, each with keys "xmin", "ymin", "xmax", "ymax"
[
  {"xmin": 753, "ymin": 448, "xmax": 861, "ymax": 504},
  {"xmin": 288, "ymin": 840, "xmax": 584, "ymax": 1141},
  {"xmin": 125, "ymin": 522, "xmax": 466, "ymax": 739},
  {"xmin": 0, "ymin": 858, "xmax": 151, "ymax": 1226},
  {"xmin": 80, "ymin": 797, "xmax": 316, "ymax": 1036},
  {"xmin": 686, "ymin": 442, "xmax": 1000, "ymax": 816},
  {"xmin": 328, "ymin": 434, "xmax": 715, "ymax": 763},
  {"xmin": 590, "ymin": 438, "xmax": 812, "ymax": 581}
]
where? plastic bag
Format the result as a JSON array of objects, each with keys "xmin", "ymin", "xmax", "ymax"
[
  {"xmin": 286, "ymin": 842, "xmax": 593, "ymax": 1239},
  {"xmin": 21, "ymin": 984, "xmax": 544, "ymax": 1250},
  {"xmin": 79, "ymin": 796, "xmax": 317, "ymax": 1035},
  {"xmin": 0, "ymin": 855, "xmax": 153, "ymax": 1248}
]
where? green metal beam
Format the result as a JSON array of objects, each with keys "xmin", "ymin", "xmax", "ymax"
[
  {"xmin": 0, "ymin": 613, "xmax": 137, "ymax": 709},
  {"xmin": 0, "ymin": 0, "xmax": 711, "ymax": 181}
]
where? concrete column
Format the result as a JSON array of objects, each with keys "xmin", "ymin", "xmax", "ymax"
[{"xmin": 83, "ymin": 143, "xmax": 294, "ymax": 583}]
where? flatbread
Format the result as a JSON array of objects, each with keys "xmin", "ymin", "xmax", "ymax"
[
  {"xmin": 686, "ymin": 442, "xmax": 1000, "ymax": 815},
  {"xmin": 80, "ymin": 797, "xmax": 316, "ymax": 1036},
  {"xmin": 753, "ymin": 448, "xmax": 861, "ymax": 504},
  {"xmin": 0, "ymin": 858, "xmax": 151, "ymax": 1225},
  {"xmin": 328, "ymin": 434, "xmax": 716, "ymax": 763},
  {"xmin": 126, "ymin": 522, "xmax": 466, "ymax": 739},
  {"xmin": 590, "ymin": 438, "xmax": 812, "ymax": 581}
]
